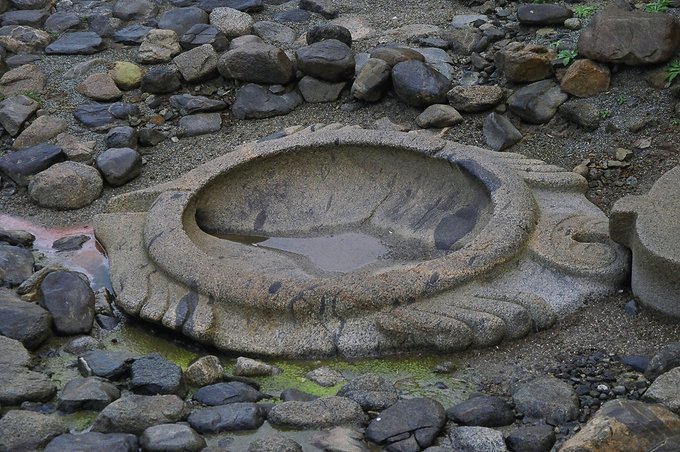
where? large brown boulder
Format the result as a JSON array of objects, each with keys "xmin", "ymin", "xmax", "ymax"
[{"xmin": 577, "ymin": 6, "xmax": 680, "ymax": 65}]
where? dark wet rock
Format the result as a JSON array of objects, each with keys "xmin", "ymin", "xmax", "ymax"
[
  {"xmin": 85, "ymin": 13, "xmax": 121, "ymax": 39},
  {"xmin": 507, "ymin": 80, "xmax": 568, "ymax": 124},
  {"xmin": 351, "ymin": 57, "xmax": 390, "ymax": 102},
  {"xmin": 231, "ymin": 83, "xmax": 302, "ymax": 119},
  {"xmin": 0, "ymin": 94, "xmax": 39, "ymax": 136},
  {"xmin": 298, "ymin": 75, "xmax": 345, "ymax": 102},
  {"xmin": 138, "ymin": 127, "xmax": 167, "ymax": 146},
  {"xmin": 447, "ymin": 395, "xmax": 514, "ymax": 427},
  {"xmin": 140, "ymin": 66, "xmax": 182, "ymax": 94},
  {"xmin": 506, "ymin": 424, "xmax": 556, "ymax": 452},
  {"xmin": 483, "ymin": 112, "xmax": 522, "ymax": 151},
  {"xmin": 186, "ymin": 355, "xmax": 224, "ymax": 387},
  {"xmin": 643, "ymin": 367, "xmax": 680, "ymax": 413},
  {"xmin": 269, "ymin": 397, "xmax": 365, "ymax": 429},
  {"xmin": 561, "ymin": 399, "xmax": 680, "ymax": 451},
  {"xmin": 131, "ymin": 352, "xmax": 185, "ymax": 396},
  {"xmin": 558, "ymin": 100, "xmax": 602, "ymax": 131},
  {"xmin": 336, "ymin": 374, "xmax": 398, "ymax": 411},
  {"xmin": 1, "ymin": 9, "xmax": 49, "ymax": 27},
  {"xmin": 96, "ymin": 147, "xmax": 142, "ymax": 187},
  {"xmin": 140, "ymin": 424, "xmax": 206, "ymax": 452},
  {"xmin": 28, "ymin": 162, "xmax": 103, "ymax": 210},
  {"xmin": 252, "ymin": 20, "xmax": 296, "ymax": 45},
  {"xmin": 188, "ymin": 402, "xmax": 265, "ymax": 433},
  {"xmin": 369, "ymin": 46, "xmax": 425, "ymax": 67},
  {"xmin": 295, "ymin": 39, "xmax": 355, "ymax": 81},
  {"xmin": 78, "ymin": 350, "xmax": 135, "ymax": 379},
  {"xmin": 74, "ymin": 102, "xmax": 140, "ymax": 131},
  {"xmin": 92, "ymin": 394, "xmax": 190, "ymax": 435},
  {"xmin": 44, "ymin": 432, "xmax": 139, "ymax": 452},
  {"xmin": 299, "ymin": 0, "xmax": 337, "ymax": 19},
  {"xmin": 0, "ymin": 289, "xmax": 51, "ymax": 348},
  {"xmin": 218, "ymin": 41, "xmax": 294, "ymax": 84},
  {"xmin": 416, "ymin": 104, "xmax": 463, "ymax": 128},
  {"xmin": 39, "ymin": 270, "xmax": 95, "ymax": 335},
  {"xmin": 495, "ymin": 42, "xmax": 555, "ymax": 83},
  {"xmin": 577, "ymin": 6, "xmax": 680, "ymax": 66},
  {"xmin": 158, "ymin": 6, "xmax": 208, "ymax": 37},
  {"xmin": 366, "ymin": 398, "xmax": 446, "ymax": 450},
  {"xmin": 272, "ymin": 9, "xmax": 310, "ymax": 23},
  {"xmin": 170, "ymin": 94, "xmax": 227, "ymax": 115},
  {"xmin": 96, "ymin": 314, "xmax": 119, "ymax": 330},
  {"xmin": 178, "ymin": 112, "xmax": 222, "ymax": 137},
  {"xmin": 10, "ymin": 0, "xmax": 49, "ymax": 9},
  {"xmin": 0, "ymin": 228, "xmax": 34, "ymax": 247},
  {"xmin": 512, "ymin": 376, "xmax": 579, "ymax": 425},
  {"xmin": 76, "ymin": 73, "xmax": 122, "ymax": 102},
  {"xmin": 46, "ymin": 32, "xmax": 104, "ymax": 55},
  {"xmin": 209, "ymin": 6, "xmax": 254, "ymax": 38},
  {"xmin": 106, "ymin": 126, "xmax": 138, "ymax": 149},
  {"xmin": 112, "ymin": 0, "xmax": 158, "ymax": 21},
  {"xmin": 113, "ymin": 24, "xmax": 152, "ymax": 45},
  {"xmin": 193, "ymin": 381, "xmax": 266, "ymax": 406},
  {"xmin": 57, "ymin": 376, "xmax": 121, "ymax": 412},
  {"xmin": 0, "ymin": 143, "xmax": 65, "ymax": 187},
  {"xmin": 646, "ymin": 342, "xmax": 680, "ymax": 380},
  {"xmin": 447, "ymin": 85, "xmax": 504, "ymax": 112},
  {"xmin": 0, "ymin": 63, "xmax": 46, "ymax": 96},
  {"xmin": 391, "ymin": 60, "xmax": 450, "ymax": 107},
  {"xmin": 280, "ymin": 388, "xmax": 318, "ymax": 402},
  {"xmin": 0, "ymin": 25, "xmax": 50, "ymax": 54},
  {"xmin": 448, "ymin": 426, "xmax": 507, "ymax": 452},
  {"xmin": 517, "ymin": 4, "xmax": 572, "ymax": 25},
  {"xmin": 248, "ymin": 434, "xmax": 302, "ymax": 452},
  {"xmin": 174, "ymin": 43, "xmax": 219, "ymax": 82},
  {"xmin": 0, "ymin": 244, "xmax": 33, "ymax": 288},
  {"xmin": 306, "ymin": 23, "xmax": 351, "ymax": 47},
  {"xmin": 0, "ymin": 410, "xmax": 68, "ymax": 451},
  {"xmin": 199, "ymin": 0, "xmax": 263, "ymax": 13},
  {"xmin": 180, "ymin": 24, "xmax": 228, "ymax": 51}
]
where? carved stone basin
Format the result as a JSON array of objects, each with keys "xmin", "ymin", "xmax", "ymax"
[{"xmin": 95, "ymin": 126, "xmax": 630, "ymax": 357}]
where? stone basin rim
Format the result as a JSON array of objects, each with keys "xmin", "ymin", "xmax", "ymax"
[{"xmin": 142, "ymin": 129, "xmax": 539, "ymax": 314}]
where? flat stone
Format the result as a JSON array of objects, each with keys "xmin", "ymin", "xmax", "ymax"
[
  {"xmin": 0, "ymin": 63, "xmax": 46, "ymax": 96},
  {"xmin": 391, "ymin": 60, "xmax": 450, "ymax": 107},
  {"xmin": 188, "ymin": 403, "xmax": 265, "ymax": 433},
  {"xmin": 336, "ymin": 374, "xmax": 398, "ymax": 411},
  {"xmin": 0, "ymin": 25, "xmax": 50, "ymax": 53},
  {"xmin": 181, "ymin": 23, "xmax": 229, "ymax": 51},
  {"xmin": 0, "ymin": 410, "xmax": 67, "ymax": 451},
  {"xmin": 507, "ymin": 80, "xmax": 568, "ymax": 124},
  {"xmin": 158, "ymin": 6, "xmax": 208, "ymax": 36},
  {"xmin": 643, "ymin": 366, "xmax": 680, "ymax": 413},
  {"xmin": 57, "ymin": 376, "xmax": 121, "ymax": 412},
  {"xmin": 369, "ymin": 46, "xmax": 424, "ymax": 67},
  {"xmin": 0, "ymin": 289, "xmax": 51, "ymax": 348},
  {"xmin": 53, "ymin": 235, "xmax": 90, "ymax": 252},
  {"xmin": 91, "ymin": 394, "xmax": 190, "ymax": 435},
  {"xmin": 577, "ymin": 6, "xmax": 680, "ymax": 66},
  {"xmin": 561, "ymin": 399, "xmax": 680, "ymax": 451},
  {"xmin": 448, "ymin": 426, "xmax": 508, "ymax": 452},
  {"xmin": 218, "ymin": 41, "xmax": 293, "ymax": 84},
  {"xmin": 272, "ymin": 9, "xmax": 310, "ymax": 24},
  {"xmin": 233, "ymin": 356, "xmax": 281, "ymax": 377},
  {"xmin": 495, "ymin": 42, "xmax": 555, "ymax": 83},
  {"xmin": 610, "ymin": 167, "xmax": 680, "ymax": 319},
  {"xmin": 78, "ymin": 350, "xmax": 135, "ymax": 379},
  {"xmin": 447, "ymin": 85, "xmax": 504, "ymax": 112},
  {"xmin": 29, "ymin": 161, "xmax": 103, "ymax": 210},
  {"xmin": 77, "ymin": 73, "xmax": 123, "ymax": 102},
  {"xmin": 366, "ymin": 398, "xmax": 446, "ymax": 450},
  {"xmin": 44, "ymin": 432, "xmax": 139, "ymax": 452},
  {"xmin": 209, "ymin": 6, "xmax": 253, "ymax": 38},
  {"xmin": 39, "ymin": 270, "xmax": 95, "ymax": 335},
  {"xmin": 13, "ymin": 115, "xmax": 68, "ymax": 150},
  {"xmin": 295, "ymin": 39, "xmax": 355, "ymax": 81},
  {"xmin": 0, "ymin": 365, "xmax": 57, "ymax": 404},
  {"xmin": 517, "ymin": 4, "xmax": 572, "ymax": 25},
  {"xmin": 74, "ymin": 102, "xmax": 140, "ymax": 131},
  {"xmin": 560, "ymin": 59, "xmax": 610, "ymax": 98},
  {"xmin": 1, "ymin": 9, "xmax": 49, "ymax": 27},
  {"xmin": 512, "ymin": 376, "xmax": 579, "ymax": 425},
  {"xmin": 351, "ymin": 58, "xmax": 390, "ymax": 102},
  {"xmin": 44, "ymin": 12, "xmax": 80, "ymax": 34},
  {"xmin": 0, "ymin": 143, "xmax": 64, "ymax": 187},
  {"xmin": 450, "ymin": 14, "xmax": 488, "ymax": 29},
  {"xmin": 193, "ymin": 381, "xmax": 265, "ymax": 405},
  {"xmin": 0, "ymin": 331, "xmax": 34, "ymax": 369},
  {"xmin": 280, "ymin": 388, "xmax": 317, "ymax": 402},
  {"xmin": 178, "ymin": 112, "xmax": 222, "ymax": 137},
  {"xmin": 231, "ymin": 83, "xmax": 302, "ymax": 119},
  {"xmin": 173, "ymin": 43, "xmax": 219, "ymax": 82},
  {"xmin": 483, "ymin": 112, "xmax": 522, "ymax": 151},
  {"xmin": 447, "ymin": 395, "xmax": 515, "ymax": 427},
  {"xmin": 416, "ymin": 104, "xmax": 463, "ymax": 128},
  {"xmin": 0, "ymin": 228, "xmax": 34, "ymax": 247},
  {"xmin": 112, "ymin": 0, "xmax": 158, "ymax": 21},
  {"xmin": 45, "ymin": 32, "xmax": 104, "ymax": 55},
  {"xmin": 140, "ymin": 66, "xmax": 182, "ymax": 94},
  {"xmin": 138, "ymin": 29, "xmax": 181, "ymax": 64},
  {"xmin": 140, "ymin": 424, "xmax": 206, "ymax": 452},
  {"xmin": 298, "ymin": 76, "xmax": 345, "ymax": 102},
  {"xmin": 0, "ymin": 94, "xmax": 39, "ymax": 136},
  {"xmin": 305, "ymin": 366, "xmax": 344, "ymax": 387},
  {"xmin": 170, "ymin": 94, "xmax": 226, "ymax": 115},
  {"xmin": 268, "ymin": 396, "xmax": 365, "ymax": 429},
  {"xmin": 130, "ymin": 352, "xmax": 184, "ymax": 396},
  {"xmin": 112, "ymin": 24, "xmax": 152, "ymax": 45},
  {"xmin": 505, "ymin": 424, "xmax": 555, "ymax": 452}
]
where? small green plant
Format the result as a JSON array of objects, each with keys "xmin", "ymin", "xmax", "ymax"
[
  {"xmin": 672, "ymin": 117, "xmax": 680, "ymax": 126},
  {"xmin": 549, "ymin": 40, "xmax": 561, "ymax": 50},
  {"xmin": 665, "ymin": 60, "xmax": 680, "ymax": 84},
  {"xmin": 573, "ymin": 5, "xmax": 598, "ymax": 19},
  {"xmin": 616, "ymin": 95, "xmax": 626, "ymax": 105},
  {"xmin": 557, "ymin": 49, "xmax": 578, "ymax": 66},
  {"xmin": 599, "ymin": 109, "xmax": 611, "ymax": 119},
  {"xmin": 645, "ymin": 0, "xmax": 670, "ymax": 12}
]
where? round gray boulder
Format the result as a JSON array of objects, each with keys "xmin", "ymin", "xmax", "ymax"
[{"xmin": 28, "ymin": 161, "xmax": 102, "ymax": 210}]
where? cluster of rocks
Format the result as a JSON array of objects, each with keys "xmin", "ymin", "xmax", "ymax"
[{"xmin": 0, "ymin": 1, "xmax": 677, "ymax": 210}]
